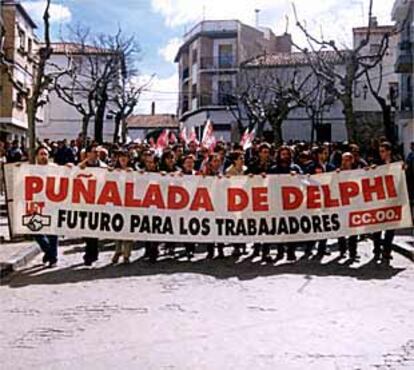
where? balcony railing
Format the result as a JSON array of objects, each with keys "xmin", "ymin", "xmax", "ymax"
[
  {"xmin": 399, "ymin": 40, "xmax": 413, "ymax": 51},
  {"xmin": 396, "ymin": 40, "xmax": 414, "ymax": 73},
  {"xmin": 184, "ymin": 20, "xmax": 239, "ymax": 42},
  {"xmin": 181, "ymin": 92, "xmax": 237, "ymax": 113},
  {"xmin": 181, "ymin": 100, "xmax": 189, "ymax": 114},
  {"xmin": 395, "ymin": 54, "xmax": 413, "ymax": 73},
  {"xmin": 401, "ymin": 97, "xmax": 413, "ymax": 112},
  {"xmin": 200, "ymin": 56, "xmax": 237, "ymax": 70}
]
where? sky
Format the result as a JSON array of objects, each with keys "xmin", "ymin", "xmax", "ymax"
[{"xmin": 22, "ymin": 0, "xmax": 396, "ymax": 115}]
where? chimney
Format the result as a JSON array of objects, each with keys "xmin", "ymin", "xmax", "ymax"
[
  {"xmin": 370, "ymin": 16, "xmax": 378, "ymax": 28},
  {"xmin": 275, "ymin": 33, "xmax": 292, "ymax": 53},
  {"xmin": 151, "ymin": 102, "xmax": 155, "ymax": 115}
]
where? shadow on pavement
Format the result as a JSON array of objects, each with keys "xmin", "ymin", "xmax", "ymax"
[{"xmin": 3, "ymin": 248, "xmax": 406, "ymax": 288}]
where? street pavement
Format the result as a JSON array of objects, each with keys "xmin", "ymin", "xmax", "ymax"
[{"xmin": 1, "ymin": 238, "xmax": 414, "ymax": 370}]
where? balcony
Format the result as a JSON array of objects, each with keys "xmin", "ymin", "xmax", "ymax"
[
  {"xmin": 181, "ymin": 100, "xmax": 189, "ymax": 114},
  {"xmin": 399, "ymin": 40, "xmax": 413, "ymax": 51},
  {"xmin": 181, "ymin": 67, "xmax": 189, "ymax": 80},
  {"xmin": 200, "ymin": 56, "xmax": 237, "ymax": 70},
  {"xmin": 395, "ymin": 41, "xmax": 413, "ymax": 73},
  {"xmin": 401, "ymin": 97, "xmax": 413, "ymax": 111},
  {"xmin": 198, "ymin": 92, "xmax": 237, "ymax": 108}
]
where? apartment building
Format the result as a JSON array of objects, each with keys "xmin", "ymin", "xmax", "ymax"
[
  {"xmin": 392, "ymin": 0, "xmax": 414, "ymax": 155},
  {"xmin": 175, "ymin": 20, "xmax": 291, "ymax": 141},
  {"xmin": 0, "ymin": 0, "xmax": 38, "ymax": 142}
]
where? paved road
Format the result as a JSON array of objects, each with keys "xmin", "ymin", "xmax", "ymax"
[{"xmin": 1, "ymin": 239, "xmax": 414, "ymax": 370}]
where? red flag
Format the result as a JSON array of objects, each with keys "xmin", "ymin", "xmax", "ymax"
[
  {"xmin": 179, "ymin": 123, "xmax": 188, "ymax": 143},
  {"xmin": 156, "ymin": 129, "xmax": 169, "ymax": 153},
  {"xmin": 189, "ymin": 127, "xmax": 199, "ymax": 145},
  {"xmin": 240, "ymin": 128, "xmax": 249, "ymax": 147},
  {"xmin": 202, "ymin": 119, "xmax": 216, "ymax": 150},
  {"xmin": 241, "ymin": 128, "xmax": 256, "ymax": 150},
  {"xmin": 169, "ymin": 132, "xmax": 178, "ymax": 144}
]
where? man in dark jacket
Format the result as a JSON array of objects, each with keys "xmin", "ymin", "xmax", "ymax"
[
  {"xmin": 268, "ymin": 146, "xmax": 302, "ymax": 262},
  {"xmin": 79, "ymin": 145, "xmax": 107, "ymax": 266},
  {"xmin": 54, "ymin": 139, "xmax": 75, "ymax": 165}
]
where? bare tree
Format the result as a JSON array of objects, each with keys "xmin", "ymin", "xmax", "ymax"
[
  {"xmin": 299, "ymin": 77, "xmax": 337, "ymax": 143},
  {"xmin": 110, "ymin": 78, "xmax": 149, "ymax": 144},
  {"xmin": 1, "ymin": 0, "xmax": 53, "ymax": 163},
  {"xmin": 108, "ymin": 38, "xmax": 150, "ymax": 144},
  {"xmin": 235, "ymin": 60, "xmax": 315, "ymax": 145},
  {"xmin": 53, "ymin": 26, "xmax": 140, "ymax": 144},
  {"xmin": 292, "ymin": 0, "xmax": 391, "ymax": 143},
  {"xmin": 364, "ymin": 62, "xmax": 398, "ymax": 145}
]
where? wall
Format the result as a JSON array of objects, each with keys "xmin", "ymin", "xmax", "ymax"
[
  {"xmin": 353, "ymin": 28, "xmax": 399, "ymax": 112},
  {"xmin": 37, "ymin": 53, "xmax": 116, "ymax": 142}
]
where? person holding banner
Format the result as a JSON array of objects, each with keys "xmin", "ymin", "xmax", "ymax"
[
  {"xmin": 269, "ymin": 146, "xmax": 303, "ymax": 262},
  {"xmin": 225, "ymin": 151, "xmax": 248, "ymax": 257},
  {"xmin": 79, "ymin": 145, "xmax": 107, "ymax": 266},
  {"xmin": 110, "ymin": 150, "xmax": 135, "ymax": 264},
  {"xmin": 337, "ymin": 152, "xmax": 359, "ymax": 260},
  {"xmin": 180, "ymin": 154, "xmax": 197, "ymax": 259},
  {"xmin": 33, "ymin": 146, "xmax": 59, "ymax": 267},
  {"xmin": 204, "ymin": 153, "xmax": 225, "ymax": 259},
  {"xmin": 372, "ymin": 142, "xmax": 397, "ymax": 262},
  {"xmin": 247, "ymin": 143, "xmax": 275, "ymax": 260},
  {"xmin": 141, "ymin": 151, "xmax": 160, "ymax": 263},
  {"xmin": 159, "ymin": 149, "xmax": 179, "ymax": 257},
  {"xmin": 306, "ymin": 145, "xmax": 336, "ymax": 259}
]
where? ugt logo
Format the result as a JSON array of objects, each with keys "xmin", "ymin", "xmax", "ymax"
[{"xmin": 22, "ymin": 201, "xmax": 51, "ymax": 232}]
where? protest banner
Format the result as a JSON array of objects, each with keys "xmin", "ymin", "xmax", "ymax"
[{"xmin": 4, "ymin": 162, "xmax": 412, "ymax": 243}]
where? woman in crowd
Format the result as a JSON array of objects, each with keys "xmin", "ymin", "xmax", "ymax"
[
  {"xmin": 225, "ymin": 151, "xmax": 248, "ymax": 257},
  {"xmin": 110, "ymin": 150, "xmax": 135, "ymax": 264}
]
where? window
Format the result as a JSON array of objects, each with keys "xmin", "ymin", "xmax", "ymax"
[
  {"xmin": 388, "ymin": 82, "xmax": 399, "ymax": 107},
  {"xmin": 369, "ymin": 44, "xmax": 380, "ymax": 54},
  {"xmin": 218, "ymin": 80, "xmax": 233, "ymax": 105},
  {"xmin": 18, "ymin": 28, "xmax": 26, "ymax": 52},
  {"xmin": 28, "ymin": 38, "xmax": 32, "ymax": 55},
  {"xmin": 16, "ymin": 91, "xmax": 25, "ymax": 109},
  {"xmin": 218, "ymin": 44, "xmax": 234, "ymax": 68},
  {"xmin": 192, "ymin": 48, "xmax": 198, "ymax": 65}
]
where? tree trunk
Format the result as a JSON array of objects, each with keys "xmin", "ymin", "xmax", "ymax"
[
  {"xmin": 310, "ymin": 116, "xmax": 316, "ymax": 144},
  {"xmin": 27, "ymin": 99, "xmax": 36, "ymax": 164},
  {"xmin": 382, "ymin": 104, "xmax": 394, "ymax": 145},
  {"xmin": 257, "ymin": 120, "xmax": 265, "ymax": 139},
  {"xmin": 272, "ymin": 120, "xmax": 283, "ymax": 147},
  {"xmin": 121, "ymin": 117, "xmax": 128, "ymax": 144},
  {"xmin": 342, "ymin": 97, "xmax": 357, "ymax": 143},
  {"xmin": 94, "ymin": 96, "xmax": 107, "ymax": 144},
  {"xmin": 113, "ymin": 113, "xmax": 121, "ymax": 144},
  {"xmin": 81, "ymin": 115, "xmax": 91, "ymax": 143}
]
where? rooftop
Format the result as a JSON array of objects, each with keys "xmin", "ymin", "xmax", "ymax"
[
  {"xmin": 50, "ymin": 43, "xmax": 113, "ymax": 55},
  {"xmin": 127, "ymin": 114, "xmax": 179, "ymax": 129},
  {"xmin": 353, "ymin": 25, "xmax": 396, "ymax": 34},
  {"xmin": 243, "ymin": 51, "xmax": 344, "ymax": 68}
]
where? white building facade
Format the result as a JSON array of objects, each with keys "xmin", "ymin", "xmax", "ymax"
[{"xmin": 37, "ymin": 43, "xmax": 117, "ymax": 142}]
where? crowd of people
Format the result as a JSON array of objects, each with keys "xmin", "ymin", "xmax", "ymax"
[{"xmin": 1, "ymin": 135, "xmax": 414, "ymax": 268}]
